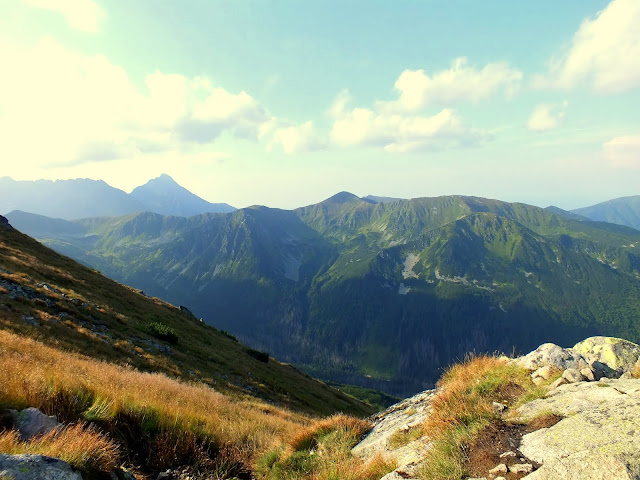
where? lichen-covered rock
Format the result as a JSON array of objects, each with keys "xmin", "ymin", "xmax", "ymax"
[
  {"xmin": 352, "ymin": 389, "xmax": 435, "ymax": 478},
  {"xmin": 517, "ymin": 378, "xmax": 640, "ymax": 480},
  {"xmin": 10, "ymin": 407, "xmax": 61, "ymax": 440},
  {"xmin": 513, "ymin": 343, "xmax": 588, "ymax": 372},
  {"xmin": 0, "ymin": 454, "xmax": 83, "ymax": 480},
  {"xmin": 532, "ymin": 365, "xmax": 556, "ymax": 381},
  {"xmin": 561, "ymin": 368, "xmax": 582, "ymax": 384},
  {"xmin": 352, "ymin": 389, "xmax": 434, "ymax": 462},
  {"xmin": 580, "ymin": 366, "xmax": 596, "ymax": 381},
  {"xmin": 573, "ymin": 337, "xmax": 640, "ymax": 376}
]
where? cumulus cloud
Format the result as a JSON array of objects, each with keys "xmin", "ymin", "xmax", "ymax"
[
  {"xmin": 603, "ymin": 134, "xmax": 640, "ymax": 168},
  {"xmin": 527, "ymin": 101, "xmax": 568, "ymax": 131},
  {"xmin": 0, "ymin": 38, "xmax": 273, "ymax": 170},
  {"xmin": 22, "ymin": 0, "xmax": 106, "ymax": 32},
  {"xmin": 381, "ymin": 57, "xmax": 522, "ymax": 112},
  {"xmin": 331, "ymin": 96, "xmax": 487, "ymax": 153},
  {"xmin": 268, "ymin": 121, "xmax": 326, "ymax": 155},
  {"xmin": 535, "ymin": 0, "xmax": 640, "ymax": 93}
]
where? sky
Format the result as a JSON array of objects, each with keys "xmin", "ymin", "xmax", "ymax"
[{"xmin": 1, "ymin": 0, "xmax": 639, "ymax": 210}]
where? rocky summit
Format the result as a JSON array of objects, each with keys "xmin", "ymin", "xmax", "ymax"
[{"xmin": 352, "ymin": 336, "xmax": 640, "ymax": 480}]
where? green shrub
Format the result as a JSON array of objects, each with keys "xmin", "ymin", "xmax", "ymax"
[
  {"xmin": 220, "ymin": 330, "xmax": 238, "ymax": 342},
  {"xmin": 245, "ymin": 347, "xmax": 269, "ymax": 363},
  {"xmin": 147, "ymin": 322, "xmax": 179, "ymax": 344}
]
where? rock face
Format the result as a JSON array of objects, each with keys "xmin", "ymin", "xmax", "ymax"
[
  {"xmin": 10, "ymin": 407, "xmax": 61, "ymax": 440},
  {"xmin": 0, "ymin": 454, "xmax": 83, "ymax": 480},
  {"xmin": 517, "ymin": 378, "xmax": 640, "ymax": 480},
  {"xmin": 352, "ymin": 389, "xmax": 436, "ymax": 475},
  {"xmin": 0, "ymin": 215, "xmax": 10, "ymax": 228}
]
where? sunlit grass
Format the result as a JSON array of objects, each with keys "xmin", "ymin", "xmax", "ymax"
[
  {"xmin": 418, "ymin": 355, "xmax": 540, "ymax": 480},
  {"xmin": 256, "ymin": 414, "xmax": 396, "ymax": 480},
  {"xmin": 0, "ymin": 423, "xmax": 119, "ymax": 474},
  {"xmin": 0, "ymin": 329, "xmax": 309, "ymax": 474}
]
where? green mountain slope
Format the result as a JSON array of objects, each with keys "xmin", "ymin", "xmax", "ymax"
[
  {"xmin": 0, "ymin": 215, "xmax": 372, "ymax": 417},
  {"xmin": 573, "ymin": 195, "xmax": 640, "ymax": 230},
  {"xmin": 8, "ymin": 194, "xmax": 640, "ymax": 396}
]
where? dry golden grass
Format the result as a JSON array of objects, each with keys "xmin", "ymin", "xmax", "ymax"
[
  {"xmin": 425, "ymin": 355, "xmax": 508, "ymax": 438},
  {"xmin": 419, "ymin": 354, "xmax": 536, "ymax": 480},
  {"xmin": 631, "ymin": 364, "xmax": 640, "ymax": 379},
  {"xmin": 0, "ymin": 329, "xmax": 310, "ymax": 473},
  {"xmin": 288, "ymin": 414, "xmax": 370, "ymax": 453},
  {"xmin": 0, "ymin": 423, "xmax": 120, "ymax": 472},
  {"xmin": 257, "ymin": 414, "xmax": 396, "ymax": 480}
]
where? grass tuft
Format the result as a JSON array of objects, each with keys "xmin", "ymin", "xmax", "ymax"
[
  {"xmin": 419, "ymin": 354, "xmax": 540, "ymax": 480},
  {"xmin": 257, "ymin": 414, "xmax": 396, "ymax": 480},
  {"xmin": 0, "ymin": 422, "xmax": 120, "ymax": 474}
]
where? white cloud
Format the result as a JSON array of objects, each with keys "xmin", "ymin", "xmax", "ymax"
[
  {"xmin": 527, "ymin": 101, "xmax": 568, "ymax": 132},
  {"xmin": 331, "ymin": 105, "xmax": 487, "ymax": 153},
  {"xmin": 0, "ymin": 38, "xmax": 273, "ymax": 172},
  {"xmin": 328, "ymin": 88, "xmax": 351, "ymax": 118},
  {"xmin": 22, "ymin": 0, "xmax": 106, "ymax": 32},
  {"xmin": 603, "ymin": 134, "xmax": 640, "ymax": 168},
  {"xmin": 268, "ymin": 121, "xmax": 326, "ymax": 155},
  {"xmin": 381, "ymin": 57, "xmax": 522, "ymax": 112},
  {"xmin": 535, "ymin": 0, "xmax": 640, "ymax": 93}
]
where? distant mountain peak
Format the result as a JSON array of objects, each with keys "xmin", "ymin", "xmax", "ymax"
[
  {"xmin": 130, "ymin": 175, "xmax": 235, "ymax": 216},
  {"xmin": 154, "ymin": 173, "xmax": 177, "ymax": 182},
  {"xmin": 323, "ymin": 191, "xmax": 362, "ymax": 204},
  {"xmin": 138, "ymin": 174, "xmax": 181, "ymax": 188}
]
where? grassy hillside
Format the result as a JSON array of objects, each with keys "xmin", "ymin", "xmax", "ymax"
[{"xmin": 0, "ymin": 217, "xmax": 371, "ymax": 418}]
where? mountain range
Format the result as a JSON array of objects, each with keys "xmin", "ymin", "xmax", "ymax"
[
  {"xmin": 0, "ymin": 174, "xmax": 235, "ymax": 219},
  {"xmin": 8, "ymin": 189, "xmax": 640, "ymax": 396}
]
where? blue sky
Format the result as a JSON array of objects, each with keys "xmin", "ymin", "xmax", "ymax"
[{"xmin": 1, "ymin": 0, "xmax": 639, "ymax": 209}]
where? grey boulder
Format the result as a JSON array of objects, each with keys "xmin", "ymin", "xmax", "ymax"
[
  {"xmin": 573, "ymin": 336, "xmax": 640, "ymax": 377},
  {"xmin": 0, "ymin": 454, "xmax": 82, "ymax": 480},
  {"xmin": 10, "ymin": 407, "xmax": 61, "ymax": 440},
  {"xmin": 513, "ymin": 343, "xmax": 588, "ymax": 372}
]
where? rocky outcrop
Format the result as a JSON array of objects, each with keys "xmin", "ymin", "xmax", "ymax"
[
  {"xmin": 0, "ymin": 215, "xmax": 11, "ymax": 229},
  {"xmin": 0, "ymin": 454, "xmax": 82, "ymax": 480},
  {"xmin": 352, "ymin": 389, "xmax": 436, "ymax": 476},
  {"xmin": 513, "ymin": 336, "xmax": 640, "ymax": 387},
  {"xmin": 517, "ymin": 378, "xmax": 640, "ymax": 479},
  {"xmin": 352, "ymin": 336, "xmax": 640, "ymax": 480}
]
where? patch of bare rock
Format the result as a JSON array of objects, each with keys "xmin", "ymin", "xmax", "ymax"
[{"xmin": 352, "ymin": 336, "xmax": 640, "ymax": 480}]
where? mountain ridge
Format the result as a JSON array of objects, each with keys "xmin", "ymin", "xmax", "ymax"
[
  {"xmin": 7, "ymin": 193, "xmax": 640, "ymax": 396},
  {"xmin": 0, "ymin": 175, "xmax": 235, "ymax": 220},
  {"xmin": 573, "ymin": 194, "xmax": 640, "ymax": 230}
]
